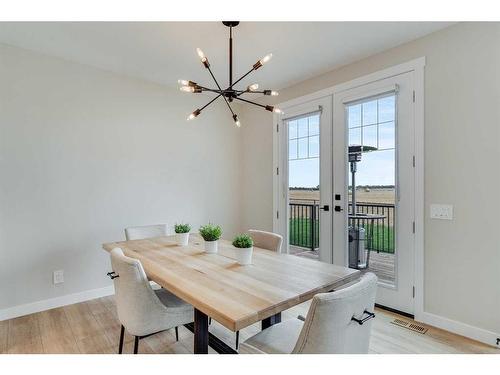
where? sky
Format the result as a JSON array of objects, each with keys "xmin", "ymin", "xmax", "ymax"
[{"xmin": 288, "ymin": 95, "xmax": 396, "ymax": 188}]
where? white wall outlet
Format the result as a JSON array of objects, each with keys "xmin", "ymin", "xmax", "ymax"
[
  {"xmin": 53, "ymin": 270, "xmax": 64, "ymax": 284},
  {"xmin": 430, "ymin": 204, "xmax": 453, "ymax": 220}
]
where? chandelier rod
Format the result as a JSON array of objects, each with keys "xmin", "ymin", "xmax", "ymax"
[
  {"xmin": 229, "ymin": 26, "xmax": 233, "ymax": 89},
  {"xmin": 207, "ymin": 65, "xmax": 235, "ymax": 116},
  {"xmin": 234, "ymin": 96, "xmax": 267, "ymax": 109}
]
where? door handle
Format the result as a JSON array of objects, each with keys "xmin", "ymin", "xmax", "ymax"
[
  {"xmin": 334, "ymin": 205, "xmax": 343, "ymax": 212},
  {"xmin": 319, "ymin": 205, "xmax": 330, "ymax": 212}
]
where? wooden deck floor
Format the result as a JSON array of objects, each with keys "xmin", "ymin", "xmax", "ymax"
[{"xmin": 290, "ymin": 246, "xmax": 395, "ymax": 284}]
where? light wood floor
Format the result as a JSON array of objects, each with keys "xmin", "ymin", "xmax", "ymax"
[{"xmin": 0, "ymin": 295, "xmax": 496, "ymax": 354}]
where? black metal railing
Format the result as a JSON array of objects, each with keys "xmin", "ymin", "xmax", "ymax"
[
  {"xmin": 289, "ymin": 200, "xmax": 395, "ymax": 253},
  {"xmin": 289, "ymin": 200, "xmax": 319, "ymax": 251}
]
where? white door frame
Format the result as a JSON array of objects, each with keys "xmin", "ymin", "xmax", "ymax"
[{"xmin": 273, "ymin": 57, "xmax": 425, "ymax": 321}]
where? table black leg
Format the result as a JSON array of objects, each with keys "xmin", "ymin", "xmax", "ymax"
[
  {"xmin": 194, "ymin": 308, "xmax": 209, "ymax": 354},
  {"xmin": 262, "ymin": 312, "xmax": 281, "ymax": 330}
]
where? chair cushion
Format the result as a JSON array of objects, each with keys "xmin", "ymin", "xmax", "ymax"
[
  {"xmin": 240, "ymin": 318, "xmax": 303, "ymax": 354},
  {"xmin": 155, "ymin": 289, "xmax": 192, "ymax": 312}
]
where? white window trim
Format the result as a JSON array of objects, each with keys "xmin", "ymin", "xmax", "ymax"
[{"xmin": 273, "ymin": 57, "xmax": 425, "ymax": 321}]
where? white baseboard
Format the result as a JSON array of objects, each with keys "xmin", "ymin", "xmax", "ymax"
[
  {"xmin": 419, "ymin": 311, "xmax": 499, "ymax": 349},
  {"xmin": 0, "ymin": 285, "xmax": 115, "ymax": 321}
]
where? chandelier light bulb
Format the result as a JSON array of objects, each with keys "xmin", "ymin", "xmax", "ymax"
[
  {"xmin": 180, "ymin": 86, "xmax": 195, "ymax": 93},
  {"xmin": 196, "ymin": 48, "xmax": 206, "ymax": 62},
  {"xmin": 178, "ymin": 79, "xmax": 189, "ymax": 86},
  {"xmin": 260, "ymin": 53, "xmax": 273, "ymax": 65},
  {"xmin": 248, "ymin": 83, "xmax": 259, "ymax": 91},
  {"xmin": 233, "ymin": 114, "xmax": 241, "ymax": 127},
  {"xmin": 273, "ymin": 108, "xmax": 284, "ymax": 114},
  {"xmin": 270, "ymin": 90, "xmax": 279, "ymax": 96},
  {"xmin": 187, "ymin": 109, "xmax": 201, "ymax": 121}
]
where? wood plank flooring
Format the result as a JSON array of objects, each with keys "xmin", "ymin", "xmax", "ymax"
[{"xmin": 0, "ymin": 295, "xmax": 496, "ymax": 354}]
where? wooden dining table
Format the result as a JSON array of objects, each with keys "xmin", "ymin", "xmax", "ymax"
[{"xmin": 102, "ymin": 234, "xmax": 360, "ymax": 354}]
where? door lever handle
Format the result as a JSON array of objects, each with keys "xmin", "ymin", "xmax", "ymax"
[
  {"xmin": 334, "ymin": 206, "xmax": 343, "ymax": 212},
  {"xmin": 319, "ymin": 205, "xmax": 329, "ymax": 212}
]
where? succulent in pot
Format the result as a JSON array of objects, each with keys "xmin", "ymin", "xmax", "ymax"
[
  {"xmin": 174, "ymin": 223, "xmax": 191, "ymax": 246},
  {"xmin": 199, "ymin": 223, "xmax": 222, "ymax": 254},
  {"xmin": 232, "ymin": 234, "xmax": 254, "ymax": 265}
]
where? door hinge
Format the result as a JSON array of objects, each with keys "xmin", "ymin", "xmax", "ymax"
[
  {"xmin": 276, "ymin": 167, "xmax": 279, "ymax": 175},
  {"xmin": 276, "ymin": 211, "xmax": 279, "ymax": 219},
  {"xmin": 276, "ymin": 123, "xmax": 279, "ymax": 132},
  {"xmin": 412, "ymin": 155, "xmax": 415, "ymax": 168},
  {"xmin": 412, "ymin": 221, "xmax": 415, "ymax": 234},
  {"xmin": 412, "ymin": 90, "xmax": 415, "ymax": 103},
  {"xmin": 412, "ymin": 286, "xmax": 415, "ymax": 298}
]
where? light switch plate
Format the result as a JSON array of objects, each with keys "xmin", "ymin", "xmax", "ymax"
[
  {"xmin": 53, "ymin": 270, "xmax": 64, "ymax": 284},
  {"xmin": 430, "ymin": 204, "xmax": 453, "ymax": 220}
]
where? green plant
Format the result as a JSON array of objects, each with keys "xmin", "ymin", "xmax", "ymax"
[
  {"xmin": 174, "ymin": 223, "xmax": 191, "ymax": 234},
  {"xmin": 232, "ymin": 234, "xmax": 253, "ymax": 248},
  {"xmin": 199, "ymin": 223, "xmax": 222, "ymax": 242}
]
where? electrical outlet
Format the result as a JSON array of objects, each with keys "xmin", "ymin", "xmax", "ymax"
[
  {"xmin": 53, "ymin": 270, "xmax": 64, "ymax": 284},
  {"xmin": 430, "ymin": 204, "xmax": 453, "ymax": 220}
]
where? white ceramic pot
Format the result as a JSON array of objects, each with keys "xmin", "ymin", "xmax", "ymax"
[
  {"xmin": 235, "ymin": 246, "xmax": 253, "ymax": 265},
  {"xmin": 204, "ymin": 240, "xmax": 218, "ymax": 254},
  {"xmin": 176, "ymin": 232, "xmax": 190, "ymax": 246}
]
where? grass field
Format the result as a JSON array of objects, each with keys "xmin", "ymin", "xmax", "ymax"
[{"xmin": 289, "ymin": 218, "xmax": 395, "ymax": 253}]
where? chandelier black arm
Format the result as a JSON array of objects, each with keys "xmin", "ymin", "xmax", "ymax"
[
  {"xmin": 234, "ymin": 96, "xmax": 267, "ymax": 109},
  {"xmin": 206, "ymin": 66, "xmax": 235, "ymax": 116},
  {"xmin": 200, "ymin": 94, "xmax": 223, "ymax": 111},
  {"xmin": 231, "ymin": 67, "xmax": 255, "ymax": 89}
]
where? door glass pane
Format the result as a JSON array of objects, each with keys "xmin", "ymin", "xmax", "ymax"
[
  {"xmin": 309, "ymin": 115, "xmax": 320, "ymax": 135},
  {"xmin": 298, "ymin": 138, "xmax": 308, "ymax": 159},
  {"xmin": 289, "ymin": 120, "xmax": 298, "ymax": 139},
  {"xmin": 378, "ymin": 122, "xmax": 395, "ymax": 149},
  {"xmin": 346, "ymin": 94, "xmax": 396, "ymax": 285},
  {"xmin": 287, "ymin": 113, "xmax": 320, "ymax": 261},
  {"xmin": 309, "ymin": 135, "xmax": 319, "ymax": 158},
  {"xmin": 348, "ymin": 104, "xmax": 361, "ymax": 128},
  {"xmin": 349, "ymin": 127, "xmax": 361, "ymax": 145},
  {"xmin": 362, "ymin": 100, "xmax": 377, "ymax": 125},
  {"xmin": 298, "ymin": 118, "xmax": 308, "ymax": 138},
  {"xmin": 362, "ymin": 125, "xmax": 378, "ymax": 148},
  {"xmin": 289, "ymin": 139, "xmax": 298, "ymax": 160}
]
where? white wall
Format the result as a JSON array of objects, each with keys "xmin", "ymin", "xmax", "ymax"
[
  {"xmin": 240, "ymin": 22, "xmax": 500, "ymax": 343},
  {"xmin": 0, "ymin": 44, "xmax": 243, "ymax": 314}
]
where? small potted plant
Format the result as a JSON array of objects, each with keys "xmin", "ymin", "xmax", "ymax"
[
  {"xmin": 232, "ymin": 234, "xmax": 254, "ymax": 265},
  {"xmin": 174, "ymin": 223, "xmax": 191, "ymax": 246},
  {"xmin": 199, "ymin": 223, "xmax": 222, "ymax": 254}
]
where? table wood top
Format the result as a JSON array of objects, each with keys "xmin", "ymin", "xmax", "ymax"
[{"xmin": 102, "ymin": 234, "xmax": 360, "ymax": 331}]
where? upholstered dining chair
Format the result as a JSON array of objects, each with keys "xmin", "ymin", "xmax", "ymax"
[
  {"xmin": 239, "ymin": 272, "xmax": 378, "ymax": 354},
  {"xmin": 125, "ymin": 223, "xmax": 168, "ymax": 240},
  {"xmin": 213, "ymin": 229, "xmax": 283, "ymax": 350},
  {"xmin": 248, "ymin": 229, "xmax": 283, "ymax": 253},
  {"xmin": 109, "ymin": 248, "xmax": 194, "ymax": 354}
]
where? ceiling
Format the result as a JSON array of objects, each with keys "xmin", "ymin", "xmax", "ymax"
[{"xmin": 0, "ymin": 22, "xmax": 453, "ymax": 90}]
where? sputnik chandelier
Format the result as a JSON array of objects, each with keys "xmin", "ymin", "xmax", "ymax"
[{"xmin": 178, "ymin": 21, "xmax": 283, "ymax": 127}]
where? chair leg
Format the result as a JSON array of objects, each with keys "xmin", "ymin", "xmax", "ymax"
[
  {"xmin": 175, "ymin": 326, "xmax": 179, "ymax": 341},
  {"xmin": 134, "ymin": 336, "xmax": 139, "ymax": 354},
  {"xmin": 235, "ymin": 330, "xmax": 240, "ymax": 350},
  {"xmin": 118, "ymin": 325, "xmax": 125, "ymax": 354}
]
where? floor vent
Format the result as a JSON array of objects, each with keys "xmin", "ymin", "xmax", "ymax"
[{"xmin": 391, "ymin": 318, "xmax": 428, "ymax": 334}]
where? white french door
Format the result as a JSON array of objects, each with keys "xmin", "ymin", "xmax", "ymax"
[
  {"xmin": 332, "ymin": 72, "xmax": 415, "ymax": 314},
  {"xmin": 276, "ymin": 96, "xmax": 333, "ymax": 263}
]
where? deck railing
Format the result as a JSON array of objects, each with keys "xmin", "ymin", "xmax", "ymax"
[{"xmin": 289, "ymin": 200, "xmax": 395, "ymax": 253}]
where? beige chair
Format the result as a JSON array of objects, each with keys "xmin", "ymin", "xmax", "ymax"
[
  {"xmin": 214, "ymin": 229, "xmax": 283, "ymax": 350},
  {"xmin": 248, "ymin": 229, "xmax": 283, "ymax": 253},
  {"xmin": 109, "ymin": 248, "xmax": 194, "ymax": 354},
  {"xmin": 240, "ymin": 273, "xmax": 377, "ymax": 354},
  {"xmin": 125, "ymin": 224, "xmax": 168, "ymax": 240}
]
